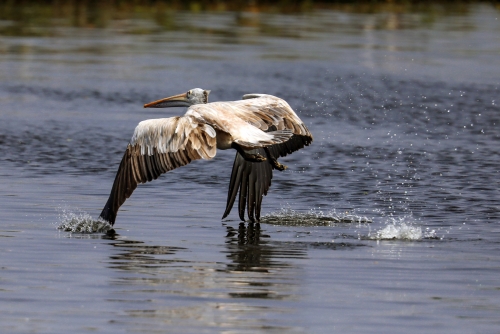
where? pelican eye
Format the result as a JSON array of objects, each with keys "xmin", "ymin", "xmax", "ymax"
[{"xmin": 187, "ymin": 90, "xmax": 191, "ymax": 98}]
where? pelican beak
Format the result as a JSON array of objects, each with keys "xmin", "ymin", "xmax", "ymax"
[{"xmin": 144, "ymin": 92, "xmax": 190, "ymax": 108}]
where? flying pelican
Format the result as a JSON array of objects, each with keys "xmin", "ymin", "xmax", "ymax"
[{"xmin": 99, "ymin": 88, "xmax": 312, "ymax": 226}]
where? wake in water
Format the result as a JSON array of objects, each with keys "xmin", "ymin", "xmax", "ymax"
[
  {"xmin": 260, "ymin": 207, "xmax": 371, "ymax": 226},
  {"xmin": 261, "ymin": 207, "xmax": 439, "ymax": 241},
  {"xmin": 57, "ymin": 208, "xmax": 112, "ymax": 233}
]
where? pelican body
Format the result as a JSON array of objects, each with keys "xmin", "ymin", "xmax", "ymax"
[{"xmin": 99, "ymin": 88, "xmax": 312, "ymax": 226}]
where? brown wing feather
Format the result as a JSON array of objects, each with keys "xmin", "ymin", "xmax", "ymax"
[
  {"xmin": 187, "ymin": 94, "xmax": 312, "ymax": 140},
  {"xmin": 266, "ymin": 133, "xmax": 313, "ymax": 159},
  {"xmin": 100, "ymin": 117, "xmax": 216, "ymax": 225}
]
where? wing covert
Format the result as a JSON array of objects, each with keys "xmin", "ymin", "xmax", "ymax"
[{"xmin": 187, "ymin": 94, "xmax": 312, "ymax": 139}]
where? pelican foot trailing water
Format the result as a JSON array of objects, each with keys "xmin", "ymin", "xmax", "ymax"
[
  {"xmin": 99, "ymin": 88, "xmax": 313, "ymax": 227},
  {"xmin": 264, "ymin": 147, "xmax": 288, "ymax": 171}
]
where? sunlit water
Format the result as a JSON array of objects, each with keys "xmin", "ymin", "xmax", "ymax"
[{"xmin": 1, "ymin": 3, "xmax": 500, "ymax": 333}]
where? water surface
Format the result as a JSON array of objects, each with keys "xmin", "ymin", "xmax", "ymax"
[{"xmin": 1, "ymin": 3, "xmax": 500, "ymax": 333}]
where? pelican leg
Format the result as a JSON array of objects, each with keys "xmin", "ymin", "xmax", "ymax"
[
  {"xmin": 264, "ymin": 147, "xmax": 287, "ymax": 171},
  {"xmin": 231, "ymin": 143, "xmax": 267, "ymax": 162}
]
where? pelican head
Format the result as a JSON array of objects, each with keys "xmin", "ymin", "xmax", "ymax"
[{"xmin": 144, "ymin": 88, "xmax": 210, "ymax": 108}]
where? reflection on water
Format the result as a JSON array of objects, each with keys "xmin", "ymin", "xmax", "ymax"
[
  {"xmin": 103, "ymin": 225, "xmax": 307, "ymax": 331},
  {"xmin": 223, "ymin": 223, "xmax": 305, "ymax": 300},
  {"xmin": 225, "ymin": 222, "xmax": 265, "ymax": 247},
  {"xmin": 108, "ymin": 239, "xmax": 186, "ymax": 277}
]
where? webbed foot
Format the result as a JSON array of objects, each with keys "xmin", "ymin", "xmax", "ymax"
[
  {"xmin": 232, "ymin": 143, "xmax": 267, "ymax": 163},
  {"xmin": 246, "ymin": 153, "xmax": 267, "ymax": 162},
  {"xmin": 264, "ymin": 147, "xmax": 287, "ymax": 171},
  {"xmin": 272, "ymin": 160, "xmax": 288, "ymax": 171}
]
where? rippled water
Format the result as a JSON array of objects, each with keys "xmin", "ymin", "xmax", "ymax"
[{"xmin": 1, "ymin": 3, "xmax": 500, "ymax": 333}]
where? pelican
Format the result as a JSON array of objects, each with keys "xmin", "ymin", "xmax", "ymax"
[{"xmin": 99, "ymin": 88, "xmax": 312, "ymax": 226}]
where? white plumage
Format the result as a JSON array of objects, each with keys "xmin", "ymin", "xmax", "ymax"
[{"xmin": 131, "ymin": 94, "xmax": 299, "ymax": 157}]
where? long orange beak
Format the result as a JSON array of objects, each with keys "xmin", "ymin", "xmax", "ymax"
[{"xmin": 144, "ymin": 92, "xmax": 190, "ymax": 108}]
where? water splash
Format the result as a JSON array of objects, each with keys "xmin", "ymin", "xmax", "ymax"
[
  {"xmin": 261, "ymin": 207, "xmax": 371, "ymax": 226},
  {"xmin": 57, "ymin": 208, "xmax": 112, "ymax": 233},
  {"xmin": 370, "ymin": 223, "xmax": 422, "ymax": 240},
  {"xmin": 367, "ymin": 217, "xmax": 438, "ymax": 241}
]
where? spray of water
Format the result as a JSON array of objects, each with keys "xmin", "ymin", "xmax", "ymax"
[
  {"xmin": 367, "ymin": 216, "xmax": 438, "ymax": 241},
  {"xmin": 56, "ymin": 208, "xmax": 112, "ymax": 233}
]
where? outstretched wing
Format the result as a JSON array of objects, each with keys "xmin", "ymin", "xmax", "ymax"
[
  {"xmin": 100, "ymin": 116, "xmax": 217, "ymax": 225},
  {"xmin": 222, "ymin": 94, "xmax": 313, "ymax": 222}
]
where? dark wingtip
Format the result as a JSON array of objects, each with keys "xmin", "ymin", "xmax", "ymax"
[{"xmin": 99, "ymin": 200, "xmax": 116, "ymax": 226}]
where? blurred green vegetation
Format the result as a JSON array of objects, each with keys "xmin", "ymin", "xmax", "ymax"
[{"xmin": 0, "ymin": 0, "xmax": 498, "ymax": 36}]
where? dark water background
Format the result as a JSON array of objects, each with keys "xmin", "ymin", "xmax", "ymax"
[{"xmin": 1, "ymin": 3, "xmax": 500, "ymax": 333}]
